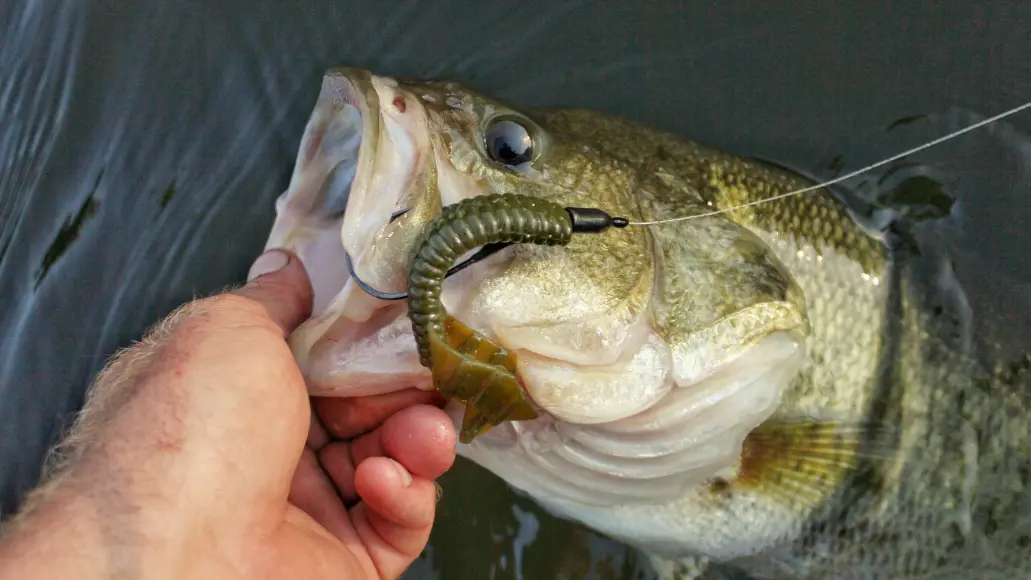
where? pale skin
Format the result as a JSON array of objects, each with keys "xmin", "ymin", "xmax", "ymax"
[{"xmin": 0, "ymin": 249, "xmax": 457, "ymax": 579}]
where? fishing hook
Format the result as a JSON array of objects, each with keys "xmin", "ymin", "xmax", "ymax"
[{"xmin": 344, "ymin": 203, "xmax": 629, "ymax": 301}]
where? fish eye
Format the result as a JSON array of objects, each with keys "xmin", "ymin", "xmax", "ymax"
[{"xmin": 485, "ymin": 119, "xmax": 534, "ymax": 170}]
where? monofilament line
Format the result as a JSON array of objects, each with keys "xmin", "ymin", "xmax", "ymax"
[{"xmin": 628, "ymin": 100, "xmax": 1031, "ymax": 227}]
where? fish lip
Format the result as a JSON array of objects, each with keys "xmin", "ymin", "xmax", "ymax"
[
  {"xmin": 304, "ymin": 303, "xmax": 437, "ymax": 397},
  {"xmin": 331, "ymin": 68, "xmax": 433, "ymax": 295},
  {"xmin": 270, "ymin": 68, "xmax": 436, "ymax": 374},
  {"xmin": 321, "ymin": 68, "xmax": 385, "ymax": 258},
  {"xmin": 263, "ymin": 68, "xmax": 382, "ymax": 277},
  {"xmin": 266, "ymin": 67, "xmax": 427, "ymax": 316}
]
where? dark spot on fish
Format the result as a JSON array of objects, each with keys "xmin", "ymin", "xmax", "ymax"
[
  {"xmin": 984, "ymin": 515, "xmax": 999, "ymax": 536},
  {"xmin": 393, "ymin": 96, "xmax": 407, "ymax": 113},
  {"xmin": 973, "ymin": 375, "xmax": 994, "ymax": 396},
  {"xmin": 1018, "ymin": 535, "xmax": 1031, "ymax": 548},
  {"xmin": 158, "ymin": 178, "xmax": 177, "ymax": 211},
  {"xmin": 835, "ymin": 524, "xmax": 855, "ymax": 542},
  {"xmin": 849, "ymin": 464, "xmax": 888, "ymax": 497},
  {"xmin": 36, "ymin": 195, "xmax": 100, "ymax": 289},
  {"xmin": 886, "ymin": 114, "xmax": 929, "ymax": 132},
  {"xmin": 709, "ymin": 478, "xmax": 729, "ymax": 492},
  {"xmin": 971, "ymin": 424, "xmax": 985, "ymax": 451}
]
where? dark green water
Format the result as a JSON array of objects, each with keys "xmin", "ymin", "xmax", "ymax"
[{"xmin": 2, "ymin": 2, "xmax": 1029, "ymax": 578}]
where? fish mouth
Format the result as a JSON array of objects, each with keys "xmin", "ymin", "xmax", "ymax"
[
  {"xmin": 262, "ymin": 68, "xmax": 438, "ymax": 397},
  {"xmin": 265, "ymin": 69, "xmax": 380, "ymax": 312}
]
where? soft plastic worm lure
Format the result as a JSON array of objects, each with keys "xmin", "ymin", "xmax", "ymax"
[{"xmin": 345, "ymin": 193, "xmax": 628, "ymax": 443}]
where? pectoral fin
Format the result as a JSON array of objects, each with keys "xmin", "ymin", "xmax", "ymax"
[{"xmin": 721, "ymin": 419, "xmax": 899, "ymax": 508}]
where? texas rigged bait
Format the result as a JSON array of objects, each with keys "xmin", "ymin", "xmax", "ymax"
[{"xmin": 345, "ymin": 193, "xmax": 628, "ymax": 443}]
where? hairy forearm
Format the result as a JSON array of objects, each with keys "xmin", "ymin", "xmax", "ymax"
[
  {"xmin": 0, "ymin": 305, "xmax": 213, "ymax": 579},
  {"xmin": 0, "ymin": 483, "xmax": 164, "ymax": 580},
  {"xmin": 0, "ymin": 475, "xmax": 245, "ymax": 580},
  {"xmin": 0, "ymin": 378, "xmax": 202, "ymax": 579}
]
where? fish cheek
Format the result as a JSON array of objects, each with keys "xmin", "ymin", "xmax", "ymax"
[
  {"xmin": 641, "ymin": 216, "xmax": 903, "ymax": 513},
  {"xmin": 650, "ymin": 216, "xmax": 810, "ymax": 388}
]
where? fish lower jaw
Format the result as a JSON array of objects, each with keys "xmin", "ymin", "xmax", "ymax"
[
  {"xmin": 300, "ymin": 304, "xmax": 431, "ymax": 396},
  {"xmin": 454, "ymin": 331, "xmax": 803, "ymax": 506}
]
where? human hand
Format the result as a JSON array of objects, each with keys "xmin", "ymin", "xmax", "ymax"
[{"xmin": 0, "ymin": 249, "xmax": 456, "ymax": 580}]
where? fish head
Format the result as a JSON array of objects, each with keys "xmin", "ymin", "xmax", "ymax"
[{"xmin": 263, "ymin": 68, "xmax": 810, "ymax": 512}]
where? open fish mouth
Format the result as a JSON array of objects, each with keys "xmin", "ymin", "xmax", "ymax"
[{"xmin": 262, "ymin": 68, "xmax": 439, "ymax": 398}]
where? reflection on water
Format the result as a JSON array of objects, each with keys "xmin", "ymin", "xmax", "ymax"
[
  {"xmin": 424, "ymin": 458, "xmax": 652, "ymax": 579},
  {"xmin": 1, "ymin": 1, "xmax": 1029, "ymax": 578}
]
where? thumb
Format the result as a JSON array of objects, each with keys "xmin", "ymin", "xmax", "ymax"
[{"xmin": 234, "ymin": 249, "xmax": 315, "ymax": 335}]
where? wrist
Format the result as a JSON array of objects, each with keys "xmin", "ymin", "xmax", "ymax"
[
  {"xmin": 0, "ymin": 480, "xmax": 187, "ymax": 580},
  {"xmin": 0, "ymin": 485, "xmax": 112, "ymax": 579}
]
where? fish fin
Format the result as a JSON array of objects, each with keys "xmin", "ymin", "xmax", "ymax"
[{"xmin": 722, "ymin": 419, "xmax": 899, "ymax": 508}]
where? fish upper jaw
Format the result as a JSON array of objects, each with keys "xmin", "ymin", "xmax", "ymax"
[{"xmin": 259, "ymin": 69, "xmax": 437, "ymax": 372}]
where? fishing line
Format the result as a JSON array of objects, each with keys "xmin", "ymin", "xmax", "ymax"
[
  {"xmin": 346, "ymin": 99, "xmax": 1031, "ymax": 301},
  {"xmin": 342, "ymin": 97, "xmax": 1031, "ymax": 443},
  {"xmin": 627, "ymin": 99, "xmax": 1031, "ymax": 227}
]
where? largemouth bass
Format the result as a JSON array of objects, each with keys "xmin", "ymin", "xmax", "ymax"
[{"xmin": 261, "ymin": 68, "xmax": 1031, "ymax": 579}]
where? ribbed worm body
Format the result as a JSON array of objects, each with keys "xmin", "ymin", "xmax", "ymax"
[{"xmin": 406, "ymin": 193, "xmax": 574, "ymax": 443}]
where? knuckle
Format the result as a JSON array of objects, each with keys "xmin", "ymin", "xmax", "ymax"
[{"xmin": 252, "ymin": 274, "xmax": 313, "ymax": 317}]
